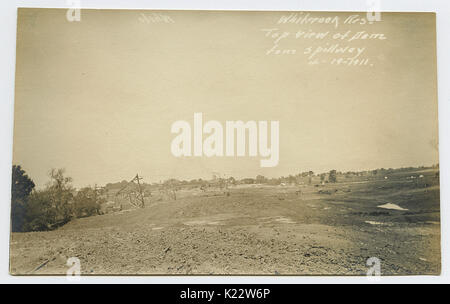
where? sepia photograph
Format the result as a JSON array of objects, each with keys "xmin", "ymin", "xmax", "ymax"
[{"xmin": 9, "ymin": 8, "xmax": 440, "ymax": 276}]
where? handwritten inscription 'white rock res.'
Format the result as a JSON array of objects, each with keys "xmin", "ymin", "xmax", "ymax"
[
  {"xmin": 171, "ymin": 113, "xmax": 280, "ymax": 167},
  {"xmin": 277, "ymin": 12, "xmax": 339, "ymax": 28}
]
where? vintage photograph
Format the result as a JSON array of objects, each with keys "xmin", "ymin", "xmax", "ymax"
[{"xmin": 10, "ymin": 9, "xmax": 440, "ymax": 275}]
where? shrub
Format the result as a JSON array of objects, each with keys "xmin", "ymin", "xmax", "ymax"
[{"xmin": 73, "ymin": 187, "xmax": 104, "ymax": 218}]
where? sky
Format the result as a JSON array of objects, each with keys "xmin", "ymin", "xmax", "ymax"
[{"xmin": 13, "ymin": 9, "xmax": 439, "ymax": 188}]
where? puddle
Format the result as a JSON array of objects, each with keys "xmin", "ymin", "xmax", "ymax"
[
  {"xmin": 152, "ymin": 227, "xmax": 164, "ymax": 230},
  {"xmin": 259, "ymin": 216, "xmax": 296, "ymax": 224},
  {"xmin": 273, "ymin": 216, "xmax": 296, "ymax": 224},
  {"xmin": 184, "ymin": 220, "xmax": 222, "ymax": 226},
  {"xmin": 377, "ymin": 203, "xmax": 408, "ymax": 211},
  {"xmin": 365, "ymin": 221, "xmax": 384, "ymax": 225},
  {"xmin": 207, "ymin": 221, "xmax": 221, "ymax": 225}
]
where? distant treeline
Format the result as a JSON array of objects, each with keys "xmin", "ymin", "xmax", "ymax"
[{"xmin": 104, "ymin": 164, "xmax": 439, "ymax": 190}]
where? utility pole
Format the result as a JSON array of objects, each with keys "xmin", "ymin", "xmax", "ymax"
[
  {"xmin": 135, "ymin": 174, "xmax": 145, "ymax": 208},
  {"xmin": 115, "ymin": 173, "xmax": 146, "ymax": 208}
]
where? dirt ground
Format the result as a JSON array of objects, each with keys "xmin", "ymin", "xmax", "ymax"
[{"xmin": 10, "ymin": 170, "xmax": 441, "ymax": 275}]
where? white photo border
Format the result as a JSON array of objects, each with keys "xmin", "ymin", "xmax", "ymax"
[{"xmin": 0, "ymin": 0, "xmax": 449, "ymax": 284}]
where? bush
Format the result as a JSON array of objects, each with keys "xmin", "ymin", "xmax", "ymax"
[
  {"xmin": 329, "ymin": 170, "xmax": 337, "ymax": 183},
  {"xmin": 73, "ymin": 187, "xmax": 104, "ymax": 218},
  {"xmin": 23, "ymin": 190, "xmax": 57, "ymax": 231}
]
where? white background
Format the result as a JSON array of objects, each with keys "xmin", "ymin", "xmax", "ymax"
[{"xmin": 0, "ymin": 0, "xmax": 449, "ymax": 284}]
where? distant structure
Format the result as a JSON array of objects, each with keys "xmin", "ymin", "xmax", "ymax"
[{"xmin": 115, "ymin": 174, "xmax": 146, "ymax": 208}]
